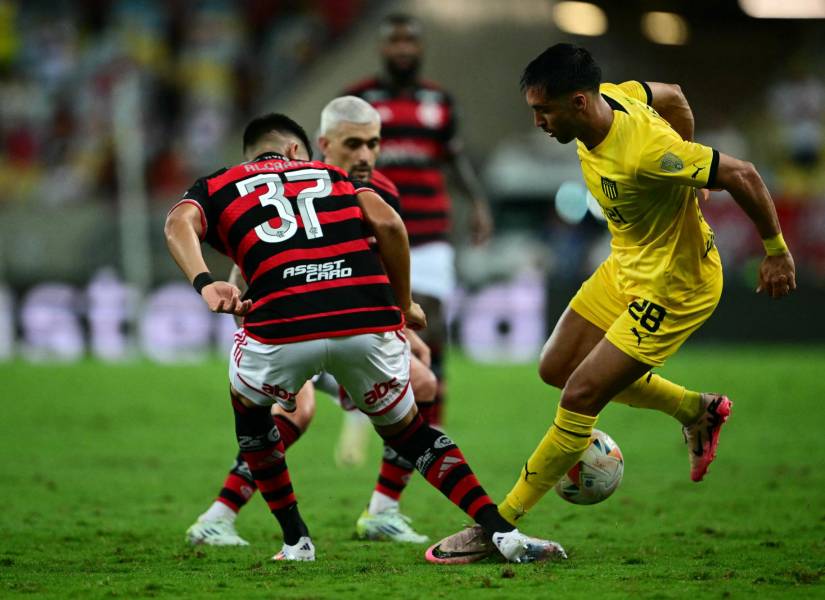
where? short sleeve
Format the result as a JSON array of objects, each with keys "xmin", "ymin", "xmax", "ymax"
[
  {"xmin": 616, "ymin": 80, "xmax": 652, "ymax": 105},
  {"xmin": 636, "ymin": 125, "xmax": 719, "ymax": 189},
  {"xmin": 170, "ymin": 178, "xmax": 210, "ymax": 241}
]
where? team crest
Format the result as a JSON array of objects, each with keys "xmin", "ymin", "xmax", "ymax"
[
  {"xmin": 417, "ymin": 102, "xmax": 444, "ymax": 128},
  {"xmin": 601, "ymin": 177, "xmax": 619, "ymax": 200},
  {"xmin": 660, "ymin": 152, "xmax": 684, "ymax": 173}
]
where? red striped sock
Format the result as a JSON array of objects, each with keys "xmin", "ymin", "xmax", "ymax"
[
  {"xmin": 376, "ymin": 453, "xmax": 414, "ymax": 500},
  {"xmin": 216, "ymin": 464, "xmax": 256, "ymax": 512},
  {"xmin": 240, "ymin": 443, "xmax": 295, "ymax": 512},
  {"xmin": 273, "ymin": 414, "xmax": 302, "ymax": 450},
  {"xmin": 384, "ymin": 415, "xmax": 500, "ymax": 523},
  {"xmin": 215, "ymin": 414, "xmax": 303, "ymax": 513},
  {"xmin": 232, "ymin": 395, "xmax": 307, "ymax": 544}
]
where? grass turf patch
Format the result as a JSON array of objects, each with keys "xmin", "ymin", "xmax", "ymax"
[{"xmin": 1, "ymin": 345, "xmax": 824, "ymax": 598}]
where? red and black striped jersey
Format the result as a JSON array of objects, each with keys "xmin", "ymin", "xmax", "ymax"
[
  {"xmin": 174, "ymin": 152, "xmax": 403, "ymax": 344},
  {"xmin": 345, "ymin": 77, "xmax": 458, "ymax": 246}
]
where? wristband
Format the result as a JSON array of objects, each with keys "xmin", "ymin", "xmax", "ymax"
[
  {"xmin": 192, "ymin": 272, "xmax": 214, "ymax": 295},
  {"xmin": 762, "ymin": 233, "xmax": 788, "ymax": 257}
]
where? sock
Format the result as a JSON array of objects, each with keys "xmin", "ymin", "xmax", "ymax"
[
  {"xmin": 612, "ymin": 372, "xmax": 704, "ymax": 426},
  {"xmin": 215, "ymin": 453, "xmax": 257, "ymax": 513},
  {"xmin": 201, "ymin": 500, "xmax": 238, "ymax": 523},
  {"xmin": 231, "ymin": 395, "xmax": 308, "ymax": 545},
  {"xmin": 384, "ymin": 414, "xmax": 513, "ymax": 537},
  {"xmin": 370, "ymin": 444, "xmax": 415, "ymax": 513},
  {"xmin": 416, "ymin": 403, "xmax": 439, "ymax": 430},
  {"xmin": 214, "ymin": 414, "xmax": 304, "ymax": 514},
  {"xmin": 368, "ymin": 397, "xmax": 439, "ymax": 513},
  {"xmin": 499, "ymin": 405, "xmax": 597, "ymax": 525},
  {"xmin": 368, "ymin": 491, "xmax": 399, "ymax": 515},
  {"xmin": 273, "ymin": 414, "xmax": 303, "ymax": 449}
]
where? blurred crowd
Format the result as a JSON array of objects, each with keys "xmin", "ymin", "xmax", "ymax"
[
  {"xmin": 2, "ymin": 1, "xmax": 824, "ymax": 208},
  {"xmin": 0, "ymin": 0, "xmax": 368, "ymax": 208},
  {"xmin": 0, "ymin": 1, "xmax": 823, "ymax": 285}
]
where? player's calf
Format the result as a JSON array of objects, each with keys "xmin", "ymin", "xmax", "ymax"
[
  {"xmin": 231, "ymin": 392, "xmax": 309, "ymax": 546},
  {"xmin": 379, "ymin": 413, "xmax": 514, "ymax": 539}
]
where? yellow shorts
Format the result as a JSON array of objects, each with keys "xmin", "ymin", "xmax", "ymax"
[{"xmin": 569, "ymin": 255, "xmax": 723, "ymax": 367}]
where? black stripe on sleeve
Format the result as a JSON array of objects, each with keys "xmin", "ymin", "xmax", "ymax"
[
  {"xmin": 707, "ymin": 149, "xmax": 720, "ymax": 188},
  {"xmin": 640, "ymin": 81, "xmax": 653, "ymax": 105}
]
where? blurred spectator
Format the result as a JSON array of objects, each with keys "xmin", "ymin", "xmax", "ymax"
[
  {"xmin": 766, "ymin": 59, "xmax": 825, "ymax": 197},
  {"xmin": 0, "ymin": 0, "xmax": 370, "ymax": 209}
]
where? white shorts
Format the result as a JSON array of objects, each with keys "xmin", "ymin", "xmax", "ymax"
[
  {"xmin": 229, "ymin": 329, "xmax": 414, "ymax": 426},
  {"xmin": 410, "ymin": 241, "xmax": 455, "ymax": 302},
  {"xmin": 311, "ymin": 371, "xmax": 358, "ymax": 411}
]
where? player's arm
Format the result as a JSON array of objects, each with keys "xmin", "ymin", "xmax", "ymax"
[
  {"xmin": 164, "ymin": 204, "xmax": 251, "ymax": 316},
  {"xmin": 356, "ymin": 189, "xmax": 426, "ymax": 329},
  {"xmin": 646, "ymin": 82, "xmax": 694, "ymax": 142},
  {"xmin": 714, "ymin": 154, "xmax": 796, "ymax": 299}
]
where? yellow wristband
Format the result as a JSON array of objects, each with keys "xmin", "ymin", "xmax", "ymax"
[{"xmin": 762, "ymin": 233, "xmax": 788, "ymax": 256}]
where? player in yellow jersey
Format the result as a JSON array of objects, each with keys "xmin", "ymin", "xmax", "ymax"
[{"xmin": 426, "ymin": 43, "xmax": 796, "ymax": 564}]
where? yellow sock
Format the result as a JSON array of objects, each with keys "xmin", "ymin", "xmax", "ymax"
[
  {"xmin": 612, "ymin": 373, "xmax": 703, "ymax": 426},
  {"xmin": 498, "ymin": 405, "xmax": 597, "ymax": 525}
]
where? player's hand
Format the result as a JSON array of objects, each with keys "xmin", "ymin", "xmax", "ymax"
[
  {"xmin": 404, "ymin": 302, "xmax": 427, "ymax": 331},
  {"xmin": 405, "ymin": 327, "xmax": 431, "ymax": 366},
  {"xmin": 201, "ymin": 281, "xmax": 252, "ymax": 315},
  {"xmin": 470, "ymin": 202, "xmax": 493, "ymax": 245},
  {"xmin": 697, "ymin": 188, "xmax": 711, "ymax": 203},
  {"xmin": 756, "ymin": 253, "xmax": 796, "ymax": 299}
]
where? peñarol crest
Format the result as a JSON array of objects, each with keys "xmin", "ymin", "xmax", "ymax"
[{"xmin": 601, "ymin": 176, "xmax": 619, "ymax": 200}]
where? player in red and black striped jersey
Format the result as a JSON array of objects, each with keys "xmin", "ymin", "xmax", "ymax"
[
  {"xmin": 345, "ymin": 13, "xmax": 494, "ymax": 426},
  {"xmin": 176, "ymin": 158, "xmax": 401, "ymax": 343},
  {"xmin": 165, "ymin": 112, "xmax": 564, "ymax": 563},
  {"xmin": 186, "ymin": 97, "xmax": 439, "ymax": 547}
]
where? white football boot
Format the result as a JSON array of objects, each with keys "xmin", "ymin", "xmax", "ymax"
[
  {"xmin": 272, "ymin": 536, "xmax": 315, "ymax": 561},
  {"xmin": 356, "ymin": 509, "xmax": 429, "ymax": 543},
  {"xmin": 186, "ymin": 518, "xmax": 249, "ymax": 546},
  {"xmin": 491, "ymin": 529, "xmax": 567, "ymax": 564}
]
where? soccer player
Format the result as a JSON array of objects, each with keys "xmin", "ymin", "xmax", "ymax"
[
  {"xmin": 426, "ymin": 43, "xmax": 796, "ymax": 563},
  {"xmin": 344, "ymin": 13, "xmax": 494, "ymax": 428},
  {"xmin": 186, "ymin": 97, "xmax": 438, "ymax": 546},
  {"xmin": 165, "ymin": 112, "xmax": 565, "ymax": 562}
]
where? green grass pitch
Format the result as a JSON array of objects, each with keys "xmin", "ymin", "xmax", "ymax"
[{"xmin": 1, "ymin": 345, "xmax": 824, "ymax": 599}]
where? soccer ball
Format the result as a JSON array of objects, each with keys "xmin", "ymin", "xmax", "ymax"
[{"xmin": 554, "ymin": 429, "xmax": 624, "ymax": 505}]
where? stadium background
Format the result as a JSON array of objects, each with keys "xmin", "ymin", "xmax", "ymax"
[
  {"xmin": 0, "ymin": 0, "xmax": 823, "ymax": 363},
  {"xmin": 2, "ymin": 1, "xmax": 825, "ymax": 598}
]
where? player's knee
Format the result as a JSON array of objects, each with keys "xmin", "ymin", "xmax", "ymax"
[
  {"xmin": 412, "ymin": 369, "xmax": 437, "ymax": 404},
  {"xmin": 560, "ymin": 378, "xmax": 600, "ymax": 414},
  {"xmin": 538, "ymin": 353, "xmax": 570, "ymax": 388},
  {"xmin": 272, "ymin": 383, "xmax": 316, "ymax": 430}
]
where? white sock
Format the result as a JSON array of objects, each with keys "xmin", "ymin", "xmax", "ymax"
[
  {"xmin": 368, "ymin": 491, "xmax": 399, "ymax": 515},
  {"xmin": 200, "ymin": 501, "xmax": 237, "ymax": 522}
]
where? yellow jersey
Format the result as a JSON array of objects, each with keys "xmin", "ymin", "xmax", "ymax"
[{"xmin": 577, "ymin": 81, "xmax": 722, "ymax": 304}]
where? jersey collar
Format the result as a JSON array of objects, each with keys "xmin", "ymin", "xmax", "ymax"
[{"xmin": 250, "ymin": 151, "xmax": 288, "ymax": 162}]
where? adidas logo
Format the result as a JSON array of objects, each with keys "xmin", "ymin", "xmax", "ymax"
[{"xmin": 438, "ymin": 456, "xmax": 462, "ymax": 479}]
